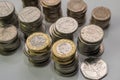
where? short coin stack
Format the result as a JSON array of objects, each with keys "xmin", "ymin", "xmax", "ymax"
[
  {"xmin": 90, "ymin": 6, "xmax": 111, "ymax": 29},
  {"xmin": 0, "ymin": 25, "xmax": 20, "ymax": 55},
  {"xmin": 40, "ymin": 0, "xmax": 62, "ymax": 23},
  {"xmin": 49, "ymin": 17, "xmax": 78, "ymax": 42},
  {"xmin": 80, "ymin": 58, "xmax": 108, "ymax": 80},
  {"xmin": 52, "ymin": 39, "xmax": 78, "ymax": 76},
  {"xmin": 18, "ymin": 7, "xmax": 45, "ymax": 39},
  {"xmin": 22, "ymin": 0, "xmax": 38, "ymax": 7},
  {"xmin": 24, "ymin": 32, "xmax": 52, "ymax": 66},
  {"xmin": 77, "ymin": 24, "xmax": 104, "ymax": 57},
  {"xmin": 0, "ymin": 1, "xmax": 18, "ymax": 27},
  {"xmin": 67, "ymin": 0, "xmax": 87, "ymax": 26}
]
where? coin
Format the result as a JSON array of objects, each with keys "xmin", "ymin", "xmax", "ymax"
[
  {"xmin": 80, "ymin": 24, "xmax": 104, "ymax": 44},
  {"xmin": 55, "ymin": 17, "xmax": 78, "ymax": 34},
  {"xmin": 0, "ymin": 25, "xmax": 17, "ymax": 44},
  {"xmin": 81, "ymin": 58, "xmax": 108, "ymax": 80}
]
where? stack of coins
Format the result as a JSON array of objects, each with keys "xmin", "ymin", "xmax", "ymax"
[
  {"xmin": 40, "ymin": 0, "xmax": 62, "ymax": 23},
  {"xmin": 80, "ymin": 58, "xmax": 108, "ymax": 80},
  {"xmin": 18, "ymin": 7, "xmax": 45, "ymax": 39},
  {"xmin": 0, "ymin": 25, "xmax": 20, "ymax": 55},
  {"xmin": 90, "ymin": 6, "xmax": 111, "ymax": 29},
  {"xmin": 52, "ymin": 39, "xmax": 78, "ymax": 76},
  {"xmin": 24, "ymin": 32, "xmax": 52, "ymax": 66},
  {"xmin": 0, "ymin": 1, "xmax": 18, "ymax": 27},
  {"xmin": 67, "ymin": 0, "xmax": 87, "ymax": 26},
  {"xmin": 49, "ymin": 17, "xmax": 78, "ymax": 42},
  {"xmin": 22, "ymin": 0, "xmax": 38, "ymax": 7},
  {"xmin": 77, "ymin": 24, "xmax": 104, "ymax": 57}
]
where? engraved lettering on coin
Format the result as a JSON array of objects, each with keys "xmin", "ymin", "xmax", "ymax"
[
  {"xmin": 56, "ymin": 17, "xmax": 78, "ymax": 34},
  {"xmin": 0, "ymin": 1, "xmax": 14, "ymax": 17},
  {"xmin": 81, "ymin": 25, "xmax": 104, "ymax": 43},
  {"xmin": 57, "ymin": 42, "xmax": 72, "ymax": 54},
  {"xmin": 81, "ymin": 58, "xmax": 107, "ymax": 80},
  {"xmin": 19, "ymin": 7, "xmax": 40, "ymax": 23},
  {"xmin": 0, "ymin": 25, "xmax": 17, "ymax": 42},
  {"xmin": 30, "ymin": 35, "xmax": 46, "ymax": 47}
]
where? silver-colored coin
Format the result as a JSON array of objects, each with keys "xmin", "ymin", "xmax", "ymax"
[
  {"xmin": 18, "ymin": 7, "xmax": 41, "ymax": 23},
  {"xmin": 80, "ymin": 24, "xmax": 104, "ymax": 44},
  {"xmin": 0, "ymin": 1, "xmax": 14, "ymax": 17},
  {"xmin": 0, "ymin": 25, "xmax": 17, "ymax": 43},
  {"xmin": 56, "ymin": 17, "xmax": 78, "ymax": 34},
  {"xmin": 81, "ymin": 58, "xmax": 108, "ymax": 80}
]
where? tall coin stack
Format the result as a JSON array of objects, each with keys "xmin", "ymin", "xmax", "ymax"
[
  {"xmin": 24, "ymin": 32, "xmax": 52, "ymax": 66},
  {"xmin": 49, "ymin": 17, "xmax": 78, "ymax": 42},
  {"xmin": 52, "ymin": 39, "xmax": 78, "ymax": 76},
  {"xmin": 18, "ymin": 7, "xmax": 45, "ymax": 39},
  {"xmin": 40, "ymin": 0, "xmax": 62, "ymax": 23},
  {"xmin": 77, "ymin": 24, "xmax": 104, "ymax": 57},
  {"xmin": 90, "ymin": 6, "xmax": 111, "ymax": 29},
  {"xmin": 0, "ymin": 25, "xmax": 20, "ymax": 55},
  {"xmin": 67, "ymin": 0, "xmax": 87, "ymax": 26},
  {"xmin": 0, "ymin": 1, "xmax": 18, "ymax": 27},
  {"xmin": 22, "ymin": 0, "xmax": 38, "ymax": 7}
]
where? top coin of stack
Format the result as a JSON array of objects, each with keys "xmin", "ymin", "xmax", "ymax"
[
  {"xmin": 18, "ymin": 7, "xmax": 45, "ymax": 39},
  {"xmin": 40, "ymin": 0, "xmax": 62, "ymax": 23},
  {"xmin": 67, "ymin": 0, "xmax": 87, "ymax": 26},
  {"xmin": 0, "ymin": 1, "xmax": 18, "ymax": 27},
  {"xmin": 90, "ymin": 6, "xmax": 111, "ymax": 29},
  {"xmin": 22, "ymin": 0, "xmax": 38, "ymax": 7},
  {"xmin": 49, "ymin": 17, "xmax": 78, "ymax": 42}
]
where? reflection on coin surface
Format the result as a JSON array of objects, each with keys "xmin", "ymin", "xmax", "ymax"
[
  {"xmin": 92, "ymin": 6, "xmax": 111, "ymax": 21},
  {"xmin": 81, "ymin": 58, "xmax": 108, "ymax": 80},
  {"xmin": 0, "ymin": 25, "xmax": 17, "ymax": 43},
  {"xmin": 80, "ymin": 25, "xmax": 104, "ymax": 43},
  {"xmin": 52, "ymin": 39, "xmax": 76, "ymax": 59},
  {"xmin": 0, "ymin": 1, "xmax": 14, "ymax": 17},
  {"xmin": 56, "ymin": 17, "xmax": 78, "ymax": 34},
  {"xmin": 41, "ymin": 0, "xmax": 61, "ymax": 6},
  {"xmin": 18, "ymin": 7, "xmax": 41, "ymax": 23}
]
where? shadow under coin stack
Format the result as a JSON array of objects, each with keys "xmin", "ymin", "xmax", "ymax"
[
  {"xmin": 0, "ymin": 1, "xmax": 18, "ymax": 27},
  {"xmin": 67, "ymin": 0, "xmax": 87, "ymax": 26},
  {"xmin": 77, "ymin": 24, "xmax": 104, "ymax": 57},
  {"xmin": 49, "ymin": 17, "xmax": 78, "ymax": 42},
  {"xmin": 0, "ymin": 25, "xmax": 20, "ymax": 55},
  {"xmin": 40, "ymin": 0, "xmax": 62, "ymax": 23},
  {"xmin": 18, "ymin": 7, "xmax": 45, "ymax": 39},
  {"xmin": 90, "ymin": 6, "xmax": 111, "ymax": 29},
  {"xmin": 22, "ymin": 0, "xmax": 38, "ymax": 7},
  {"xmin": 24, "ymin": 32, "xmax": 52, "ymax": 66},
  {"xmin": 52, "ymin": 39, "xmax": 78, "ymax": 76}
]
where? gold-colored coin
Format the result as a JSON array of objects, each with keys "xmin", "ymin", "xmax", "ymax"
[
  {"xmin": 52, "ymin": 39, "xmax": 76, "ymax": 59},
  {"xmin": 26, "ymin": 32, "xmax": 51, "ymax": 52}
]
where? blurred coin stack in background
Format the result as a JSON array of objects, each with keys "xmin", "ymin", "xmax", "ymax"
[
  {"xmin": 0, "ymin": 1, "xmax": 18, "ymax": 27},
  {"xmin": 18, "ymin": 7, "xmax": 45, "ymax": 39},
  {"xmin": 0, "ymin": 25, "xmax": 20, "ymax": 55},
  {"xmin": 90, "ymin": 6, "xmax": 111, "ymax": 29},
  {"xmin": 49, "ymin": 17, "xmax": 78, "ymax": 42},
  {"xmin": 22, "ymin": 0, "xmax": 38, "ymax": 7},
  {"xmin": 77, "ymin": 24, "xmax": 104, "ymax": 57},
  {"xmin": 40, "ymin": 0, "xmax": 62, "ymax": 23},
  {"xmin": 52, "ymin": 39, "xmax": 78, "ymax": 76},
  {"xmin": 24, "ymin": 32, "xmax": 52, "ymax": 66},
  {"xmin": 67, "ymin": 0, "xmax": 87, "ymax": 26}
]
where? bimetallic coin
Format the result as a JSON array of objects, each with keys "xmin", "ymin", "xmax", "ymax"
[
  {"xmin": 0, "ymin": 25, "xmax": 17, "ymax": 43},
  {"xmin": 26, "ymin": 32, "xmax": 51, "ymax": 52},
  {"xmin": 18, "ymin": 7, "xmax": 41, "ymax": 23},
  {"xmin": 52, "ymin": 39, "xmax": 76, "ymax": 59},
  {"xmin": 56, "ymin": 17, "xmax": 78, "ymax": 34},
  {"xmin": 80, "ymin": 24, "xmax": 104, "ymax": 44},
  {"xmin": 81, "ymin": 58, "xmax": 108, "ymax": 80},
  {"xmin": 92, "ymin": 6, "xmax": 111, "ymax": 21},
  {"xmin": 0, "ymin": 1, "xmax": 14, "ymax": 18}
]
